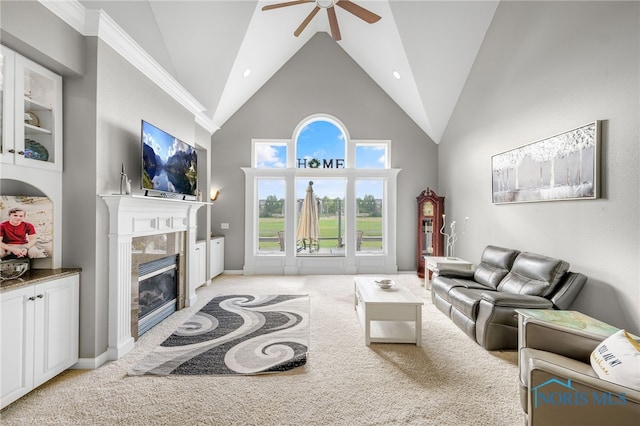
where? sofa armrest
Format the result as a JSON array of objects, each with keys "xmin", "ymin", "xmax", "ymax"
[
  {"xmin": 435, "ymin": 268, "xmax": 475, "ymax": 279},
  {"xmin": 528, "ymin": 355, "xmax": 640, "ymax": 425},
  {"xmin": 474, "ymin": 294, "xmax": 553, "ymax": 350},
  {"xmin": 481, "ymin": 291, "xmax": 553, "ymax": 309},
  {"xmin": 522, "ymin": 320, "xmax": 615, "ymax": 363}
]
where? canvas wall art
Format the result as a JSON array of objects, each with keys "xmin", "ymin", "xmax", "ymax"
[
  {"xmin": 0, "ymin": 195, "xmax": 54, "ymax": 260},
  {"xmin": 491, "ymin": 121, "xmax": 600, "ymax": 204}
]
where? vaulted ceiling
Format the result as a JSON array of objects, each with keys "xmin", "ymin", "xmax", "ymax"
[{"xmin": 77, "ymin": 0, "xmax": 499, "ymax": 143}]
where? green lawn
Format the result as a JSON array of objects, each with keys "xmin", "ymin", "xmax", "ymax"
[{"xmin": 258, "ymin": 216, "xmax": 382, "ymax": 249}]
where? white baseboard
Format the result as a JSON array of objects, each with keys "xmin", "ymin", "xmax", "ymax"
[{"xmin": 72, "ymin": 350, "xmax": 111, "ymax": 370}]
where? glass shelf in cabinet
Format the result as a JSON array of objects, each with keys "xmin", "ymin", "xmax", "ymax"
[
  {"xmin": 24, "ymin": 97, "xmax": 53, "ymax": 111},
  {"xmin": 24, "ymin": 123, "xmax": 52, "ymax": 135}
]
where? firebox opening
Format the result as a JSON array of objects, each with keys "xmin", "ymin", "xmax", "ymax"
[{"xmin": 138, "ymin": 255, "xmax": 179, "ymax": 336}]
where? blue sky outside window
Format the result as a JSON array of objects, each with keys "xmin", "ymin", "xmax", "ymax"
[{"xmin": 297, "ymin": 120, "xmax": 345, "ymax": 168}]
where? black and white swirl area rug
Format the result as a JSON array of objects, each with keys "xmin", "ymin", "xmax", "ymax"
[{"xmin": 129, "ymin": 294, "xmax": 309, "ymax": 376}]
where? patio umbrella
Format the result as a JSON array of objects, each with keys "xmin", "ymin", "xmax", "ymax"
[{"xmin": 296, "ymin": 181, "xmax": 320, "ymax": 252}]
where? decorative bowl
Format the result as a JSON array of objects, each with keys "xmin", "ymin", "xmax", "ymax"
[
  {"xmin": 24, "ymin": 139, "xmax": 50, "ymax": 161},
  {"xmin": 0, "ymin": 259, "xmax": 30, "ymax": 281},
  {"xmin": 25, "ymin": 110, "xmax": 40, "ymax": 127},
  {"xmin": 375, "ymin": 279, "xmax": 395, "ymax": 289}
]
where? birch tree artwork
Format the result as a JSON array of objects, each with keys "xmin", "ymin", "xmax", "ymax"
[{"xmin": 491, "ymin": 122, "xmax": 599, "ymax": 203}]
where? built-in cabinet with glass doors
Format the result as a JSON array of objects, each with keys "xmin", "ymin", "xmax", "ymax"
[{"xmin": 1, "ymin": 45, "xmax": 63, "ymax": 172}]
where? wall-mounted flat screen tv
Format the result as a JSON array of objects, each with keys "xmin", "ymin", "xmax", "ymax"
[{"xmin": 141, "ymin": 120, "xmax": 197, "ymax": 197}]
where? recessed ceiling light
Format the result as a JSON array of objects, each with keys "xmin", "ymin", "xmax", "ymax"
[
  {"xmin": 392, "ymin": 70, "xmax": 401, "ymax": 80},
  {"xmin": 243, "ymin": 68, "xmax": 251, "ymax": 78}
]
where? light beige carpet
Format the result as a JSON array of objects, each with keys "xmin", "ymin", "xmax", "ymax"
[{"xmin": 0, "ymin": 274, "xmax": 526, "ymax": 425}]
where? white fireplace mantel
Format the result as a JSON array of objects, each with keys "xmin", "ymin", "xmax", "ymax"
[{"xmin": 101, "ymin": 194, "xmax": 205, "ymax": 360}]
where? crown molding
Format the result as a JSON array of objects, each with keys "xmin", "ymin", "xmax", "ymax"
[
  {"xmin": 84, "ymin": 10, "xmax": 207, "ymax": 113},
  {"xmin": 37, "ymin": 0, "xmax": 218, "ymax": 135},
  {"xmin": 38, "ymin": 0, "xmax": 86, "ymax": 33},
  {"xmin": 196, "ymin": 113, "xmax": 220, "ymax": 134}
]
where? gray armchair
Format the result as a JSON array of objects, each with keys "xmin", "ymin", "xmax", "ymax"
[{"xmin": 518, "ymin": 312, "xmax": 640, "ymax": 425}]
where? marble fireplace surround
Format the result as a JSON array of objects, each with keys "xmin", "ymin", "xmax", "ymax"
[
  {"xmin": 131, "ymin": 234, "xmax": 186, "ymax": 340},
  {"xmin": 102, "ymin": 195, "xmax": 204, "ymax": 360}
]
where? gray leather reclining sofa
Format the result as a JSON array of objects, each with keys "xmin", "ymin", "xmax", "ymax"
[{"xmin": 431, "ymin": 245, "xmax": 587, "ymax": 350}]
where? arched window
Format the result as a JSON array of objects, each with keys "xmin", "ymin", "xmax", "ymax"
[{"xmin": 295, "ymin": 119, "xmax": 345, "ymax": 169}]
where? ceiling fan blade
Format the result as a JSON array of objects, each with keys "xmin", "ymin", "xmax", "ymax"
[
  {"xmin": 294, "ymin": 6, "xmax": 321, "ymax": 37},
  {"xmin": 262, "ymin": 0, "xmax": 313, "ymax": 12},
  {"xmin": 327, "ymin": 7, "xmax": 342, "ymax": 41},
  {"xmin": 336, "ymin": 0, "xmax": 381, "ymax": 24}
]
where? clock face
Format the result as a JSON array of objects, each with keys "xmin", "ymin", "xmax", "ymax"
[{"xmin": 422, "ymin": 201, "xmax": 434, "ymax": 217}]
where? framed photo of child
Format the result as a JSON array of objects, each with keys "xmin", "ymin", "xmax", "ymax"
[{"xmin": 0, "ymin": 195, "xmax": 54, "ymax": 260}]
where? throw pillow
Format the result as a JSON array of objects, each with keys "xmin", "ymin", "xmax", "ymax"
[{"xmin": 590, "ymin": 329, "xmax": 640, "ymax": 391}]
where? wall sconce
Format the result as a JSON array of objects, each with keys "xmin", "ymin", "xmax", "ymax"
[{"xmin": 210, "ymin": 190, "xmax": 220, "ymax": 202}]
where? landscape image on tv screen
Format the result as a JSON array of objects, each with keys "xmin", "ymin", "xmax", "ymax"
[{"xmin": 141, "ymin": 120, "xmax": 197, "ymax": 196}]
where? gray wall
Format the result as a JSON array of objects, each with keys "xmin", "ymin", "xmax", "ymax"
[
  {"xmin": 51, "ymin": 34, "xmax": 201, "ymax": 359},
  {"xmin": 79, "ymin": 39, "xmax": 199, "ymax": 358},
  {"xmin": 63, "ymin": 38, "xmax": 100, "ymax": 356},
  {"xmin": 0, "ymin": 0, "xmax": 84, "ymax": 76},
  {"xmin": 439, "ymin": 1, "xmax": 640, "ymax": 334},
  {"xmin": 211, "ymin": 33, "xmax": 438, "ymax": 271}
]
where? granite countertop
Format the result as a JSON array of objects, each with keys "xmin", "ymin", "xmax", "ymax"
[{"xmin": 0, "ymin": 268, "xmax": 81, "ymax": 292}]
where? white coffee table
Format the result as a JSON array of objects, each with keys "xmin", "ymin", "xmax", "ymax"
[{"xmin": 354, "ymin": 277, "xmax": 424, "ymax": 346}]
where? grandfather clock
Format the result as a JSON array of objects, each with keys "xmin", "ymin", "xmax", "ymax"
[{"xmin": 416, "ymin": 189, "xmax": 445, "ymax": 278}]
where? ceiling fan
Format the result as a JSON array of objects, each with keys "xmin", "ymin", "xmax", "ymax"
[{"xmin": 262, "ymin": 0, "xmax": 382, "ymax": 41}]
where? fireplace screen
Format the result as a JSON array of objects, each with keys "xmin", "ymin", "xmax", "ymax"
[{"xmin": 138, "ymin": 255, "xmax": 178, "ymax": 335}]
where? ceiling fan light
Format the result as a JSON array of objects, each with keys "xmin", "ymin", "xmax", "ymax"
[
  {"xmin": 392, "ymin": 70, "xmax": 401, "ymax": 80},
  {"xmin": 316, "ymin": 0, "xmax": 335, "ymax": 9}
]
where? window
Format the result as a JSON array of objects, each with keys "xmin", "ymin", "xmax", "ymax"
[
  {"xmin": 253, "ymin": 141, "xmax": 287, "ymax": 168},
  {"xmin": 356, "ymin": 179, "xmax": 384, "ymax": 253},
  {"xmin": 296, "ymin": 119, "xmax": 346, "ymax": 169},
  {"xmin": 295, "ymin": 178, "xmax": 346, "ymax": 256},
  {"xmin": 355, "ymin": 142, "xmax": 389, "ymax": 169},
  {"xmin": 244, "ymin": 114, "xmax": 398, "ymax": 274},
  {"xmin": 257, "ymin": 179, "xmax": 285, "ymax": 253}
]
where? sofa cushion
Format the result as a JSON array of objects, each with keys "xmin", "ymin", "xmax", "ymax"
[
  {"xmin": 432, "ymin": 276, "xmax": 493, "ymax": 303},
  {"xmin": 590, "ymin": 329, "xmax": 640, "ymax": 391},
  {"xmin": 473, "ymin": 245, "xmax": 520, "ymax": 289},
  {"xmin": 449, "ymin": 288, "xmax": 489, "ymax": 320},
  {"xmin": 497, "ymin": 252, "xmax": 569, "ymax": 296}
]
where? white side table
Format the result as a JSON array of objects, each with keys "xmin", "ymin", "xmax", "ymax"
[
  {"xmin": 424, "ymin": 256, "xmax": 473, "ymax": 289},
  {"xmin": 515, "ymin": 309, "xmax": 619, "ymax": 353}
]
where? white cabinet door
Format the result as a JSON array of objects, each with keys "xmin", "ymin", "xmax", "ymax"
[
  {"xmin": 210, "ymin": 237, "xmax": 224, "ymax": 278},
  {"xmin": 0, "ymin": 285, "xmax": 35, "ymax": 409},
  {"xmin": 193, "ymin": 241, "xmax": 207, "ymax": 288},
  {"xmin": 0, "ymin": 46, "xmax": 62, "ymax": 171},
  {"xmin": 0, "ymin": 274, "xmax": 79, "ymax": 409},
  {"xmin": 33, "ymin": 275, "xmax": 79, "ymax": 387},
  {"xmin": 13, "ymin": 53, "xmax": 63, "ymax": 171},
  {"xmin": 0, "ymin": 45, "xmax": 16, "ymax": 165}
]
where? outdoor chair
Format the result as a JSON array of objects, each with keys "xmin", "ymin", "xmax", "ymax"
[
  {"xmin": 297, "ymin": 239, "xmax": 319, "ymax": 253},
  {"xmin": 277, "ymin": 231, "xmax": 285, "ymax": 251}
]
